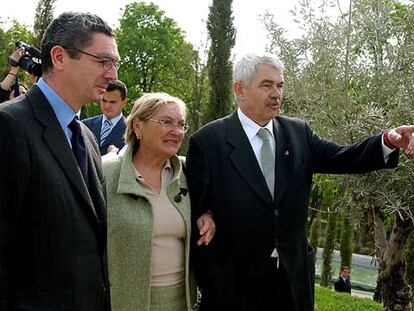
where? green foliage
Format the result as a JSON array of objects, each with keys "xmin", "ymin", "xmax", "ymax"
[
  {"xmin": 81, "ymin": 102, "xmax": 101, "ymax": 119},
  {"xmin": 116, "ymin": 2, "xmax": 197, "ymax": 103},
  {"xmin": 33, "ymin": 0, "xmax": 56, "ymax": 47},
  {"xmin": 315, "ymin": 286, "xmax": 382, "ymax": 311},
  {"xmin": 204, "ymin": 0, "xmax": 235, "ymax": 123}
]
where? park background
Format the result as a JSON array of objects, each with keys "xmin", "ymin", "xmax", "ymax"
[{"xmin": 1, "ymin": 0, "xmax": 414, "ymax": 310}]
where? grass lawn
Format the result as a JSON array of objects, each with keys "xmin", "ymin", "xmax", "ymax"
[{"xmin": 315, "ymin": 286, "xmax": 382, "ymax": 311}]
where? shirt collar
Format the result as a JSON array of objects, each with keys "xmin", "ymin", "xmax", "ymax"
[
  {"xmin": 237, "ymin": 108, "xmax": 274, "ymax": 141},
  {"xmin": 133, "ymin": 158, "xmax": 172, "ymax": 180},
  {"xmin": 102, "ymin": 113, "xmax": 123, "ymax": 126},
  {"xmin": 37, "ymin": 78, "xmax": 76, "ymax": 130}
]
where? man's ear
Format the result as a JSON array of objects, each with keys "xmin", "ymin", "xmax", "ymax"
[
  {"xmin": 233, "ymin": 80, "xmax": 245, "ymax": 103},
  {"xmin": 233, "ymin": 80, "xmax": 245, "ymax": 97},
  {"xmin": 122, "ymin": 98, "xmax": 128, "ymax": 108},
  {"xmin": 50, "ymin": 46, "xmax": 66, "ymax": 71}
]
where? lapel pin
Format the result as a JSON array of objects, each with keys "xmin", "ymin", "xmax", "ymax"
[{"xmin": 284, "ymin": 150, "xmax": 290, "ymax": 156}]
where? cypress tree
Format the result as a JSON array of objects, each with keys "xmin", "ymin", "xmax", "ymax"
[
  {"xmin": 33, "ymin": 0, "xmax": 56, "ymax": 47},
  {"xmin": 205, "ymin": 0, "xmax": 236, "ymax": 123}
]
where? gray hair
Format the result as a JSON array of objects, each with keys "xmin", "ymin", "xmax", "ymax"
[
  {"xmin": 233, "ymin": 53, "xmax": 284, "ymax": 86},
  {"xmin": 41, "ymin": 12, "xmax": 114, "ymax": 74}
]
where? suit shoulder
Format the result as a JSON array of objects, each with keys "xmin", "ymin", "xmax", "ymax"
[
  {"xmin": 192, "ymin": 114, "xmax": 230, "ymax": 138},
  {"xmin": 102, "ymin": 152, "xmax": 122, "ymax": 171},
  {"xmin": 0, "ymin": 95, "xmax": 31, "ymax": 118},
  {"xmin": 276, "ymin": 115, "xmax": 313, "ymax": 134},
  {"xmin": 82, "ymin": 114, "xmax": 101, "ymax": 122},
  {"xmin": 276, "ymin": 115, "xmax": 307, "ymax": 127},
  {"xmin": 114, "ymin": 117, "xmax": 127, "ymax": 128}
]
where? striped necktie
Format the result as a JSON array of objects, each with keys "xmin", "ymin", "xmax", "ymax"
[{"xmin": 100, "ymin": 119, "xmax": 113, "ymax": 146}]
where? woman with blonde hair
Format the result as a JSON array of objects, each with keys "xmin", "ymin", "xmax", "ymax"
[{"xmin": 103, "ymin": 92, "xmax": 215, "ymax": 311}]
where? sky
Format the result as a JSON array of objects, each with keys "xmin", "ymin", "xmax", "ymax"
[{"xmin": 1, "ymin": 0, "xmax": 348, "ymax": 59}]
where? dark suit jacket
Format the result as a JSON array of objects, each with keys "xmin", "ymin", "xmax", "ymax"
[
  {"xmin": 0, "ymin": 85, "xmax": 110, "ymax": 311},
  {"xmin": 186, "ymin": 112, "xmax": 398, "ymax": 311},
  {"xmin": 82, "ymin": 114, "xmax": 126, "ymax": 155},
  {"xmin": 334, "ymin": 277, "xmax": 352, "ymax": 293}
]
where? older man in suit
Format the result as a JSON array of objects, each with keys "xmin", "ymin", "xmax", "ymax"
[
  {"xmin": 186, "ymin": 53, "xmax": 414, "ymax": 311},
  {"xmin": 0, "ymin": 12, "xmax": 119, "ymax": 311},
  {"xmin": 83, "ymin": 80, "xmax": 127, "ymax": 155}
]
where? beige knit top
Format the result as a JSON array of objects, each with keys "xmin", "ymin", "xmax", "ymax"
[{"xmin": 133, "ymin": 160, "xmax": 186, "ymax": 287}]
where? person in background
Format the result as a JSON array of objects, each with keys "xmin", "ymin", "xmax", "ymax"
[
  {"xmin": 83, "ymin": 79, "xmax": 127, "ymax": 155},
  {"xmin": 334, "ymin": 266, "xmax": 352, "ymax": 294},
  {"xmin": 103, "ymin": 92, "xmax": 215, "ymax": 311},
  {"xmin": 0, "ymin": 48, "xmax": 27, "ymax": 103},
  {"xmin": 0, "ymin": 12, "xmax": 119, "ymax": 310},
  {"xmin": 186, "ymin": 52, "xmax": 414, "ymax": 311}
]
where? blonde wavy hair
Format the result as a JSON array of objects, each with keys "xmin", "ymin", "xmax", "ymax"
[{"xmin": 124, "ymin": 92, "xmax": 187, "ymax": 152}]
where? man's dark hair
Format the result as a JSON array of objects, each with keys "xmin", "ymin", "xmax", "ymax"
[
  {"xmin": 106, "ymin": 80, "xmax": 127, "ymax": 100},
  {"xmin": 40, "ymin": 12, "xmax": 114, "ymax": 74},
  {"xmin": 340, "ymin": 266, "xmax": 350, "ymax": 272}
]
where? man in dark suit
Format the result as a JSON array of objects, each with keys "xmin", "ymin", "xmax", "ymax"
[
  {"xmin": 0, "ymin": 12, "xmax": 119, "ymax": 311},
  {"xmin": 83, "ymin": 80, "xmax": 127, "ymax": 155},
  {"xmin": 186, "ymin": 53, "xmax": 414, "ymax": 311},
  {"xmin": 335, "ymin": 266, "xmax": 352, "ymax": 294}
]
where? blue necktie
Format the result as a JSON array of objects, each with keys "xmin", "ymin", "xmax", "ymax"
[
  {"xmin": 69, "ymin": 117, "xmax": 89, "ymax": 186},
  {"xmin": 100, "ymin": 119, "xmax": 112, "ymax": 146}
]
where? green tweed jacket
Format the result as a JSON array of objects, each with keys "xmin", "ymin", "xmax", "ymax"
[{"xmin": 103, "ymin": 146, "xmax": 196, "ymax": 311}]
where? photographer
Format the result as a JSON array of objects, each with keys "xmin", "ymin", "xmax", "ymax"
[
  {"xmin": 0, "ymin": 48, "xmax": 25, "ymax": 103},
  {"xmin": 0, "ymin": 43, "xmax": 41, "ymax": 104}
]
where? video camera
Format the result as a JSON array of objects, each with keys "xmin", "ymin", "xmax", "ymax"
[{"xmin": 8, "ymin": 41, "xmax": 42, "ymax": 77}]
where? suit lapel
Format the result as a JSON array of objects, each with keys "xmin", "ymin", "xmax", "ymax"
[
  {"xmin": 273, "ymin": 118, "xmax": 293, "ymax": 207},
  {"xmin": 227, "ymin": 112, "xmax": 273, "ymax": 207},
  {"xmin": 28, "ymin": 86, "xmax": 101, "ymax": 227},
  {"xmin": 83, "ymin": 128, "xmax": 106, "ymax": 225},
  {"xmin": 104, "ymin": 116, "xmax": 126, "ymax": 145},
  {"xmin": 91, "ymin": 115, "xmax": 103, "ymax": 140}
]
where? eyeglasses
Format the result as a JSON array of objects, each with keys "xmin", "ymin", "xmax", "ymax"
[
  {"xmin": 70, "ymin": 48, "xmax": 120, "ymax": 71},
  {"xmin": 149, "ymin": 119, "xmax": 189, "ymax": 132}
]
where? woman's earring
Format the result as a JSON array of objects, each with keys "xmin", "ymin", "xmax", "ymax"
[{"xmin": 136, "ymin": 131, "xmax": 143, "ymax": 140}]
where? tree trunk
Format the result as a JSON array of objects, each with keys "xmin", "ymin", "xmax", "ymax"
[
  {"xmin": 368, "ymin": 205, "xmax": 413, "ymax": 311},
  {"xmin": 404, "ymin": 232, "xmax": 414, "ymax": 306},
  {"xmin": 340, "ymin": 213, "xmax": 353, "ymax": 268},
  {"xmin": 320, "ymin": 210, "xmax": 337, "ymax": 287}
]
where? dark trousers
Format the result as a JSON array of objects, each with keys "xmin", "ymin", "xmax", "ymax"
[
  {"xmin": 199, "ymin": 258, "xmax": 294, "ymax": 311},
  {"xmin": 258, "ymin": 257, "xmax": 294, "ymax": 310}
]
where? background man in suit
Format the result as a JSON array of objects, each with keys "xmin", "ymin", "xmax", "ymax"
[
  {"xmin": 186, "ymin": 53, "xmax": 414, "ymax": 311},
  {"xmin": 335, "ymin": 266, "xmax": 352, "ymax": 294},
  {"xmin": 83, "ymin": 79, "xmax": 127, "ymax": 155},
  {"xmin": 0, "ymin": 12, "xmax": 119, "ymax": 310}
]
